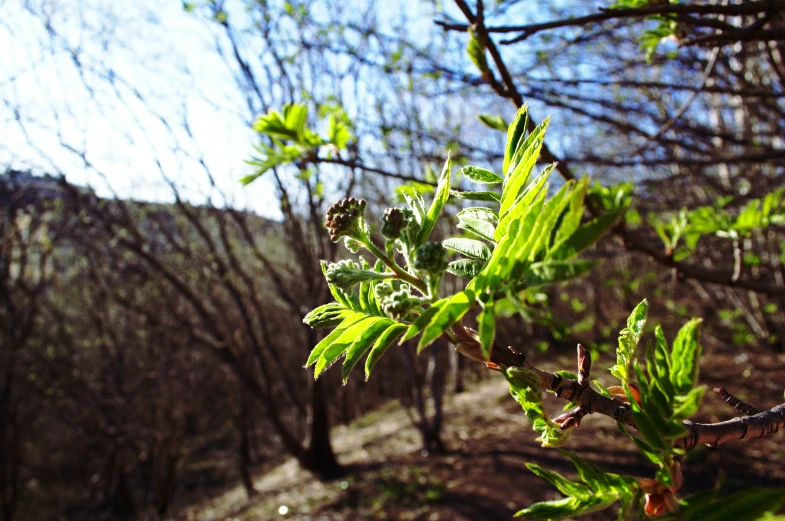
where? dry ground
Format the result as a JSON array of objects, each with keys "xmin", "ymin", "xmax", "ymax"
[{"xmin": 175, "ymin": 351, "xmax": 785, "ymax": 521}]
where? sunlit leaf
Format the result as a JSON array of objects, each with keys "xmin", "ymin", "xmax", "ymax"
[
  {"xmin": 478, "ymin": 114, "xmax": 507, "ymax": 132},
  {"xmin": 342, "ymin": 318, "xmax": 395, "ymax": 382},
  {"xmin": 462, "ymin": 166, "xmax": 503, "ymax": 184},
  {"xmin": 417, "ymin": 155, "xmax": 452, "ymax": 246},
  {"xmin": 365, "ymin": 323, "xmax": 407, "ymax": 379},
  {"xmin": 417, "ymin": 290, "xmax": 476, "ymax": 351},
  {"xmin": 442, "ymin": 237, "xmax": 492, "ymax": 261},
  {"xmin": 450, "ymin": 189, "xmax": 500, "ymax": 202},
  {"xmin": 447, "ymin": 259, "xmax": 483, "ymax": 279},
  {"xmin": 670, "ymin": 318, "xmax": 703, "ymax": 394}
]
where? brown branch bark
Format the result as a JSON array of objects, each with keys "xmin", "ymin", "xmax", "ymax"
[
  {"xmin": 436, "ymin": 0, "xmax": 785, "ymax": 44},
  {"xmin": 451, "ymin": 322, "xmax": 785, "ymax": 451}
]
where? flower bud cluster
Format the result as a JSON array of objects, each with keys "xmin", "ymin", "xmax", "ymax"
[
  {"xmin": 324, "ymin": 259, "xmax": 363, "ymax": 292},
  {"xmin": 325, "ymin": 197, "xmax": 367, "ymax": 243},
  {"xmin": 414, "ymin": 242, "xmax": 448, "ymax": 275},
  {"xmin": 381, "ymin": 207, "xmax": 414, "ymax": 240},
  {"xmin": 381, "ymin": 287, "xmax": 418, "ymax": 319}
]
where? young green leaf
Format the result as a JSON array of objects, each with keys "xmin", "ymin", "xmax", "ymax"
[
  {"xmin": 450, "ymin": 189, "xmax": 500, "ymax": 202},
  {"xmin": 522, "ymin": 260, "xmax": 598, "ymax": 287},
  {"xmin": 303, "ymin": 302, "xmax": 351, "ymax": 328},
  {"xmin": 457, "ymin": 214, "xmax": 495, "ymax": 242},
  {"xmin": 504, "ymin": 365, "xmax": 570, "ymax": 447},
  {"xmin": 447, "ymin": 259, "xmax": 483, "ymax": 279},
  {"xmin": 462, "ymin": 166, "xmax": 503, "ymax": 184},
  {"xmin": 477, "ymin": 298, "xmax": 496, "ymax": 359},
  {"xmin": 478, "ymin": 114, "xmax": 507, "ymax": 132},
  {"xmin": 500, "ymin": 117, "xmax": 550, "ymax": 216},
  {"xmin": 305, "ymin": 312, "xmax": 368, "ymax": 367},
  {"xmin": 466, "ymin": 29, "xmax": 490, "ymax": 75},
  {"xmin": 341, "ymin": 318, "xmax": 395, "ymax": 383},
  {"xmin": 416, "ymin": 156, "xmax": 452, "ymax": 246},
  {"xmin": 457, "ymin": 206, "xmax": 499, "ymax": 225},
  {"xmin": 417, "ymin": 290, "xmax": 476, "ymax": 351},
  {"xmin": 515, "ymin": 497, "xmax": 580, "ymax": 520},
  {"xmin": 401, "ymin": 303, "xmax": 444, "ymax": 343},
  {"xmin": 670, "ymin": 318, "xmax": 703, "ymax": 394},
  {"xmin": 525, "ymin": 464, "xmax": 590, "ymax": 498},
  {"xmin": 313, "ymin": 316, "xmax": 380, "ymax": 378},
  {"xmin": 610, "ymin": 299, "xmax": 648, "ymax": 384},
  {"xmin": 365, "ymin": 323, "xmax": 408, "ymax": 379},
  {"xmin": 504, "ymin": 104, "xmax": 529, "ymax": 176},
  {"xmin": 442, "ymin": 237, "xmax": 492, "ymax": 261},
  {"xmin": 662, "ymin": 488, "xmax": 785, "ymax": 521},
  {"xmin": 495, "ymin": 163, "xmax": 552, "ymax": 241},
  {"xmin": 550, "ymin": 210, "xmax": 624, "ymax": 261}
]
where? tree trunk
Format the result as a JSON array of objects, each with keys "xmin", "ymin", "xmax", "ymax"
[{"xmin": 302, "ymin": 376, "xmax": 343, "ymax": 479}]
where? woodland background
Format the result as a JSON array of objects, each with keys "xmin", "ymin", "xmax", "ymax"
[{"xmin": 2, "ymin": 0, "xmax": 785, "ymax": 520}]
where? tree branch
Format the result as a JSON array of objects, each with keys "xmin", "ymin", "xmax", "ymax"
[
  {"xmin": 451, "ymin": 322, "xmax": 785, "ymax": 451},
  {"xmin": 436, "ymin": 0, "xmax": 785, "ymax": 45}
]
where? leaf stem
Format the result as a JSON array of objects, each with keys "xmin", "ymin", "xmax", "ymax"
[{"xmin": 363, "ymin": 239, "xmax": 428, "ymax": 294}]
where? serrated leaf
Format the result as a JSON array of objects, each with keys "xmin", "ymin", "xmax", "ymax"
[
  {"xmin": 462, "ymin": 166, "xmax": 503, "ymax": 184},
  {"xmin": 550, "ymin": 210, "xmax": 623, "ymax": 261},
  {"xmin": 447, "ymin": 259, "xmax": 483, "ymax": 279},
  {"xmin": 509, "ymin": 180, "xmax": 575, "ymax": 271},
  {"xmin": 495, "ymin": 163, "xmax": 552, "ymax": 241},
  {"xmin": 306, "ymin": 312, "xmax": 368, "ymax": 367},
  {"xmin": 552, "ymin": 177, "xmax": 589, "ymax": 247},
  {"xmin": 525, "ymin": 464, "xmax": 590, "ymax": 498},
  {"xmin": 359, "ymin": 279, "xmax": 373, "ymax": 312},
  {"xmin": 501, "ymin": 117, "xmax": 550, "ymax": 215},
  {"xmin": 473, "ymin": 192, "xmax": 545, "ymax": 293},
  {"xmin": 365, "ymin": 323, "xmax": 407, "ymax": 379},
  {"xmin": 417, "ymin": 290, "xmax": 476, "ymax": 351},
  {"xmin": 402, "ymin": 190, "xmax": 426, "ymax": 225},
  {"xmin": 629, "ymin": 402, "xmax": 667, "ymax": 450},
  {"xmin": 523, "ymin": 260, "xmax": 598, "ymax": 286},
  {"xmin": 504, "ymin": 365, "xmax": 571, "ymax": 448},
  {"xmin": 457, "ymin": 206, "xmax": 499, "ymax": 225},
  {"xmin": 653, "ymin": 325, "xmax": 675, "ymax": 399},
  {"xmin": 515, "ymin": 497, "xmax": 580, "ymax": 520},
  {"xmin": 450, "ymin": 189, "xmax": 500, "ymax": 202},
  {"xmin": 478, "ymin": 298, "xmax": 496, "ymax": 359},
  {"xmin": 611, "ymin": 300, "xmax": 648, "ymax": 384},
  {"xmin": 401, "ymin": 303, "xmax": 444, "ymax": 343},
  {"xmin": 314, "ymin": 316, "xmax": 380, "ymax": 378},
  {"xmin": 670, "ymin": 318, "xmax": 702, "ymax": 394},
  {"xmin": 504, "ymin": 105, "xmax": 529, "ymax": 176},
  {"xmin": 303, "ymin": 302, "xmax": 351, "ymax": 328},
  {"xmin": 673, "ymin": 386, "xmax": 705, "ymax": 419},
  {"xmin": 665, "ymin": 488, "xmax": 785, "ymax": 521},
  {"xmin": 443, "ymin": 237, "xmax": 492, "ymax": 261},
  {"xmin": 342, "ymin": 318, "xmax": 394, "ymax": 383},
  {"xmin": 559, "ymin": 450, "xmax": 636, "ymax": 492},
  {"xmin": 457, "ymin": 215, "xmax": 495, "ymax": 241},
  {"xmin": 417, "ymin": 156, "xmax": 452, "ymax": 246}
]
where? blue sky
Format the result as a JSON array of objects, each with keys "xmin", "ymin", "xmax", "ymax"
[{"xmin": 1, "ymin": 0, "xmax": 281, "ymax": 216}]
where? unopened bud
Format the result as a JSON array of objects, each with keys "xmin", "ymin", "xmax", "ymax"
[{"xmin": 324, "ymin": 197, "xmax": 367, "ymax": 242}]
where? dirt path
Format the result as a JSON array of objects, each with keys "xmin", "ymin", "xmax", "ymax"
[{"xmin": 176, "ymin": 352, "xmax": 785, "ymax": 521}]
